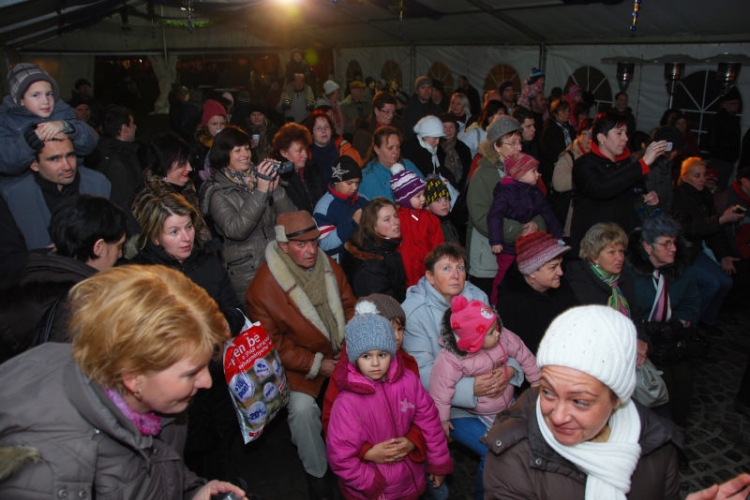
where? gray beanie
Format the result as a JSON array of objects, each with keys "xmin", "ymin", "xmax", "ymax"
[
  {"xmin": 414, "ymin": 75, "xmax": 432, "ymax": 91},
  {"xmin": 486, "ymin": 116, "xmax": 521, "ymax": 145},
  {"xmin": 537, "ymin": 305, "xmax": 637, "ymax": 403},
  {"xmin": 8, "ymin": 63, "xmax": 60, "ymax": 105},
  {"xmin": 345, "ymin": 305, "xmax": 397, "ymax": 363}
]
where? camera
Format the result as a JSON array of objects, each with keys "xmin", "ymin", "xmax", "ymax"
[{"xmin": 267, "ymin": 159, "xmax": 294, "ymax": 175}]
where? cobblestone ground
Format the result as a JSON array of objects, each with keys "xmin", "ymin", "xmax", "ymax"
[{"xmin": 234, "ymin": 310, "xmax": 750, "ymax": 499}]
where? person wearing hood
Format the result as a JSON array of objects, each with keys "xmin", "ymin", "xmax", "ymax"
[
  {"xmin": 192, "ymin": 99, "xmax": 227, "ymax": 185},
  {"xmin": 313, "ymin": 156, "xmax": 369, "ymax": 262},
  {"xmin": 570, "ymin": 110, "xmax": 670, "ymax": 253},
  {"xmin": 0, "ymin": 63, "xmax": 99, "ymax": 176},
  {"xmin": 625, "ymin": 214, "xmax": 699, "ymax": 428},
  {"xmin": 402, "ymin": 115, "xmax": 459, "ymax": 189}
]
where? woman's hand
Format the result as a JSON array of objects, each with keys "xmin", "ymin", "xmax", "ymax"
[
  {"xmin": 474, "ymin": 367, "xmax": 514, "ymax": 398},
  {"xmin": 491, "ymin": 244, "xmax": 504, "ymax": 255},
  {"xmin": 255, "ymin": 160, "xmax": 278, "ymax": 193},
  {"xmin": 636, "ymin": 339, "xmax": 648, "ymax": 366},
  {"xmin": 643, "ymin": 190, "xmax": 660, "ymax": 207},
  {"xmin": 193, "ymin": 479, "xmax": 248, "ymax": 500},
  {"xmin": 721, "ymin": 256, "xmax": 740, "ymax": 276},
  {"xmin": 35, "ymin": 121, "xmax": 66, "ymax": 141},
  {"xmin": 429, "ymin": 474, "xmax": 446, "ymax": 489},
  {"xmin": 521, "ymin": 221, "xmax": 538, "ymax": 236},
  {"xmin": 719, "ymin": 206, "xmax": 745, "ymax": 225},
  {"xmin": 685, "ymin": 473, "xmax": 750, "ymax": 500},
  {"xmin": 363, "ymin": 437, "xmax": 415, "ymax": 463},
  {"xmin": 642, "ymin": 140, "xmax": 669, "ymax": 165},
  {"xmin": 442, "ymin": 421, "xmax": 453, "ymax": 438}
]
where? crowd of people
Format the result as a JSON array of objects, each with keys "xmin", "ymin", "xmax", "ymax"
[{"xmin": 0, "ymin": 57, "xmax": 749, "ymax": 500}]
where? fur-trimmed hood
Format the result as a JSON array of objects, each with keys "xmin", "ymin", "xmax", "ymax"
[
  {"xmin": 626, "ymin": 228, "xmax": 692, "ymax": 281},
  {"xmin": 264, "ymin": 241, "xmax": 347, "ymax": 349},
  {"xmin": 335, "ymin": 352, "xmax": 405, "ymax": 395}
]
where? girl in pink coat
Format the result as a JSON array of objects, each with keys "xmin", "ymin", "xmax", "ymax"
[
  {"xmin": 326, "ymin": 309, "xmax": 453, "ymax": 500},
  {"xmin": 429, "ymin": 295, "xmax": 541, "ymax": 434}
]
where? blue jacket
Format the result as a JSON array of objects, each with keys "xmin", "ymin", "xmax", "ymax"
[
  {"xmin": 313, "ymin": 186, "xmax": 369, "ymax": 262},
  {"xmin": 359, "ymin": 159, "xmax": 423, "ymax": 202},
  {"xmin": 0, "ymin": 95, "xmax": 99, "ymax": 176},
  {"xmin": 0, "ymin": 167, "xmax": 110, "ymax": 250}
]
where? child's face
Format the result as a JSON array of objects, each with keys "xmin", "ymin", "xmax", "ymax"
[
  {"xmin": 408, "ymin": 190, "xmax": 426, "ymax": 210},
  {"xmin": 20, "ymin": 81, "xmax": 55, "ymax": 118},
  {"xmin": 518, "ymin": 167, "xmax": 540, "ymax": 185},
  {"xmin": 391, "ymin": 320, "xmax": 404, "ymax": 350},
  {"xmin": 482, "ymin": 323, "xmax": 500, "ymax": 350},
  {"xmin": 428, "ymin": 196, "xmax": 450, "ymax": 217},
  {"xmin": 334, "ymin": 179, "xmax": 360, "ymax": 196},
  {"xmin": 357, "ymin": 350, "xmax": 392, "ymax": 381}
]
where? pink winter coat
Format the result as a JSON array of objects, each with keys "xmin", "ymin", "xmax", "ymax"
[
  {"xmin": 326, "ymin": 354, "xmax": 453, "ymax": 500},
  {"xmin": 429, "ymin": 327, "xmax": 540, "ymax": 423}
]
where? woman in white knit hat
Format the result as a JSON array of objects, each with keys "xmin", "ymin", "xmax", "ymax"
[{"xmin": 483, "ymin": 304, "xmax": 682, "ymax": 500}]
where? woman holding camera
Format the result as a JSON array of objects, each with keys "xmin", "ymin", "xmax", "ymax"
[{"xmin": 199, "ymin": 126, "xmax": 295, "ymax": 305}]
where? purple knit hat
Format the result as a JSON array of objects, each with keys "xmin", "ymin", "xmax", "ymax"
[
  {"xmin": 390, "ymin": 164, "xmax": 426, "ymax": 207},
  {"xmin": 516, "ymin": 231, "xmax": 570, "ymax": 275}
]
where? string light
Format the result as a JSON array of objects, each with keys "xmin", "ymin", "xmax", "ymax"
[{"xmin": 630, "ymin": 0, "xmax": 641, "ymax": 32}]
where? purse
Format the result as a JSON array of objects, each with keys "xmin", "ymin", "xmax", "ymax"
[{"xmin": 634, "ymin": 358, "xmax": 670, "ymax": 408}]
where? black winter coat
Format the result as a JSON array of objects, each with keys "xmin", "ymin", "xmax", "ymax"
[
  {"xmin": 280, "ymin": 160, "xmax": 327, "ymax": 213},
  {"xmin": 570, "ymin": 145, "xmax": 647, "ymax": 250},
  {"xmin": 671, "ymin": 181, "xmax": 730, "ymax": 263},
  {"xmin": 496, "ymin": 263, "xmax": 579, "ymax": 354},
  {"xmin": 132, "ymin": 239, "xmax": 244, "ymax": 335},
  {"xmin": 93, "ymin": 137, "xmax": 145, "ymax": 213},
  {"xmin": 342, "ymin": 238, "xmax": 406, "ymax": 302},
  {"xmin": 401, "ymin": 138, "xmax": 459, "ymax": 189}
]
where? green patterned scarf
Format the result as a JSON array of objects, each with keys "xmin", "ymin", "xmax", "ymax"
[{"xmin": 589, "ymin": 263, "xmax": 631, "ymax": 318}]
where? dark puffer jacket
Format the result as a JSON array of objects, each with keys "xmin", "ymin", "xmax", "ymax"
[
  {"xmin": 482, "ymin": 387, "xmax": 682, "ymax": 500},
  {"xmin": 342, "ymin": 238, "xmax": 406, "ymax": 302}
]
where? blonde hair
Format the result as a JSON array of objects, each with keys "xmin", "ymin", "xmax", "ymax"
[
  {"xmin": 133, "ymin": 192, "xmax": 197, "ymax": 250},
  {"xmin": 579, "ymin": 222, "xmax": 628, "ymax": 262},
  {"xmin": 680, "ymin": 156, "xmax": 706, "ymax": 181},
  {"xmin": 70, "ymin": 265, "xmax": 229, "ymax": 393}
]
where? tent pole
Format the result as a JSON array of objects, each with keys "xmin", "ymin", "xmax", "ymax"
[
  {"xmin": 161, "ymin": 6, "xmax": 168, "ymax": 62},
  {"xmin": 538, "ymin": 43, "xmax": 547, "ymax": 74}
]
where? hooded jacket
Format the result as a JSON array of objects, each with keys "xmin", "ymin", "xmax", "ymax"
[
  {"xmin": 246, "ymin": 242, "xmax": 356, "ymax": 397},
  {"xmin": 429, "ymin": 314, "xmax": 540, "ymax": 423},
  {"xmin": 0, "ymin": 95, "xmax": 99, "ymax": 176},
  {"xmin": 625, "ymin": 229, "xmax": 700, "ymax": 325},
  {"xmin": 199, "ymin": 170, "xmax": 295, "ymax": 303},
  {"xmin": 0, "ymin": 343, "xmax": 205, "ymax": 499},
  {"xmin": 313, "ymin": 186, "xmax": 369, "ymax": 262},
  {"xmin": 482, "ymin": 387, "xmax": 681, "ymax": 500},
  {"xmin": 326, "ymin": 353, "xmax": 453, "ymax": 500},
  {"xmin": 397, "ymin": 205, "xmax": 445, "ymax": 288}
]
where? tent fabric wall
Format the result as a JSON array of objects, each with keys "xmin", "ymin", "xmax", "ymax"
[{"xmin": 336, "ymin": 43, "xmax": 750, "ymax": 138}]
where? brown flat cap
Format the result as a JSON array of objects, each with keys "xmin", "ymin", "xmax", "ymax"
[{"xmin": 275, "ymin": 211, "xmax": 321, "ymax": 242}]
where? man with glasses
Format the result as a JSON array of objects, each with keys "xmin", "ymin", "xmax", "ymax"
[{"xmin": 246, "ymin": 210, "xmax": 356, "ymax": 500}]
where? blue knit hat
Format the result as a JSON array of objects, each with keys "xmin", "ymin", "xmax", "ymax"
[
  {"xmin": 345, "ymin": 302, "xmax": 397, "ymax": 363},
  {"xmin": 390, "ymin": 163, "xmax": 426, "ymax": 207}
]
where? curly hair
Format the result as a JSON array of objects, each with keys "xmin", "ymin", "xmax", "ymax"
[
  {"xmin": 271, "ymin": 122, "xmax": 312, "ymax": 158},
  {"xmin": 579, "ymin": 222, "xmax": 628, "ymax": 262}
]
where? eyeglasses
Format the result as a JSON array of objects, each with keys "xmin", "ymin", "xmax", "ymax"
[
  {"xmin": 654, "ymin": 239, "xmax": 676, "ymax": 249},
  {"xmin": 502, "ymin": 141, "xmax": 522, "ymax": 148},
  {"xmin": 313, "ymin": 126, "xmax": 331, "ymax": 132}
]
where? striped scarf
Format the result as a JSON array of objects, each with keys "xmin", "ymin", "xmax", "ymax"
[{"xmin": 589, "ymin": 263, "xmax": 631, "ymax": 318}]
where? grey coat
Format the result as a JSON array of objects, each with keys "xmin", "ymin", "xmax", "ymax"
[
  {"xmin": 199, "ymin": 171, "xmax": 295, "ymax": 303},
  {"xmin": 0, "ymin": 343, "xmax": 205, "ymax": 499}
]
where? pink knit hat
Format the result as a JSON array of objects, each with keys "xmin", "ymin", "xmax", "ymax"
[
  {"xmin": 449, "ymin": 295, "xmax": 498, "ymax": 353},
  {"xmin": 202, "ymin": 99, "xmax": 227, "ymax": 126},
  {"xmin": 505, "ymin": 152, "xmax": 539, "ymax": 181},
  {"xmin": 515, "ymin": 231, "xmax": 570, "ymax": 275}
]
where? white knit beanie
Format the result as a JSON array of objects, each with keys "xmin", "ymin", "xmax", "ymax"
[
  {"xmin": 536, "ymin": 305, "xmax": 637, "ymax": 403},
  {"xmin": 413, "ymin": 115, "xmax": 446, "ymax": 139}
]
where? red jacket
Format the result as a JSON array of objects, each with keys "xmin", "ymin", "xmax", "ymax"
[{"xmin": 396, "ymin": 206, "xmax": 444, "ymax": 287}]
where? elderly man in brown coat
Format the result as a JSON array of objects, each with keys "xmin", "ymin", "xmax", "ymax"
[{"xmin": 246, "ymin": 210, "xmax": 356, "ymax": 500}]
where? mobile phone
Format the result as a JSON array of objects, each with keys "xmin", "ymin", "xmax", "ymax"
[
  {"xmin": 664, "ymin": 142, "xmax": 673, "ymax": 152},
  {"xmin": 734, "ymin": 204, "xmax": 747, "ymax": 213}
]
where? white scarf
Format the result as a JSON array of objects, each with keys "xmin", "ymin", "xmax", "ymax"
[
  {"xmin": 535, "ymin": 396, "xmax": 642, "ymax": 500},
  {"xmin": 418, "ymin": 136, "xmax": 440, "ymax": 174}
]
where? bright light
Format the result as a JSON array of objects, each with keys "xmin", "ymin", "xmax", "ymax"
[{"xmin": 276, "ymin": 0, "xmax": 300, "ymax": 5}]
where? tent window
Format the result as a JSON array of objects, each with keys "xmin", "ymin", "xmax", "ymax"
[
  {"xmin": 428, "ymin": 62, "xmax": 454, "ymax": 95},
  {"xmin": 484, "ymin": 64, "xmax": 520, "ymax": 93},
  {"xmin": 566, "ymin": 66, "xmax": 612, "ymax": 113},
  {"xmin": 671, "ymin": 70, "xmax": 741, "ymax": 154},
  {"xmin": 381, "ymin": 60, "xmax": 403, "ymax": 88}
]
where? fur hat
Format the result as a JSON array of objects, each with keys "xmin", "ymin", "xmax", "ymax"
[
  {"xmin": 330, "ymin": 156, "xmax": 362, "ymax": 183},
  {"xmin": 8, "ymin": 63, "xmax": 59, "ymax": 105},
  {"xmin": 413, "ymin": 115, "xmax": 446, "ymax": 139},
  {"xmin": 414, "ymin": 76, "xmax": 432, "ymax": 90},
  {"xmin": 275, "ymin": 210, "xmax": 320, "ymax": 242},
  {"xmin": 390, "ymin": 164, "xmax": 426, "ymax": 207},
  {"xmin": 202, "ymin": 99, "xmax": 227, "ymax": 126},
  {"xmin": 505, "ymin": 152, "xmax": 539, "ymax": 181},
  {"xmin": 516, "ymin": 231, "xmax": 570, "ymax": 275},
  {"xmin": 486, "ymin": 116, "xmax": 521, "ymax": 145},
  {"xmin": 357, "ymin": 294, "xmax": 405, "ymax": 325},
  {"xmin": 537, "ymin": 305, "xmax": 637, "ymax": 403},
  {"xmin": 425, "ymin": 177, "xmax": 450, "ymax": 205},
  {"xmin": 323, "ymin": 80, "xmax": 340, "ymax": 96},
  {"xmin": 449, "ymin": 295, "xmax": 498, "ymax": 354},
  {"xmin": 345, "ymin": 305, "xmax": 397, "ymax": 363}
]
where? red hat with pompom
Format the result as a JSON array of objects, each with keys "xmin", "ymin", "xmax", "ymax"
[{"xmin": 449, "ymin": 295, "xmax": 498, "ymax": 353}]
